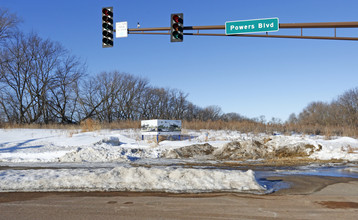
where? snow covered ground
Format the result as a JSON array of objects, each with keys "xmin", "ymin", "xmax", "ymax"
[{"xmin": 1, "ymin": 128, "xmax": 358, "ymax": 193}]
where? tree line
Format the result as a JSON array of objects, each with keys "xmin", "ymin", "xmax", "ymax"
[{"xmin": 287, "ymin": 88, "xmax": 358, "ymax": 133}]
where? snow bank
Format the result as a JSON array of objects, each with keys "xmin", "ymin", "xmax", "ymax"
[
  {"xmin": 2, "ymin": 129, "xmax": 358, "ymax": 163},
  {"xmin": 2, "ymin": 129, "xmax": 358, "ymax": 194},
  {"xmin": 0, "ymin": 129, "xmax": 150, "ymax": 163},
  {"xmin": 0, "ymin": 167, "xmax": 264, "ymax": 193},
  {"xmin": 57, "ymin": 146, "xmax": 126, "ymax": 162},
  {"xmin": 0, "ymin": 150, "xmax": 70, "ymax": 163},
  {"xmin": 311, "ymin": 137, "xmax": 358, "ymax": 161}
]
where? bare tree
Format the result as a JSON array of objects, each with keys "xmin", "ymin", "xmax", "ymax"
[
  {"xmin": 77, "ymin": 71, "xmax": 148, "ymax": 122},
  {"xmin": 337, "ymin": 87, "xmax": 358, "ymax": 128},
  {"xmin": 298, "ymin": 101, "xmax": 331, "ymax": 126},
  {"xmin": 287, "ymin": 113, "xmax": 298, "ymax": 124},
  {"xmin": 327, "ymin": 100, "xmax": 343, "ymax": 127},
  {"xmin": 0, "ymin": 8, "xmax": 21, "ymax": 44},
  {"xmin": 0, "ymin": 32, "xmax": 85, "ymax": 124},
  {"xmin": 143, "ymin": 87, "xmax": 170, "ymax": 119},
  {"xmin": 0, "ymin": 33, "xmax": 34, "ymax": 123},
  {"xmin": 136, "ymin": 86, "xmax": 189, "ymax": 120},
  {"xmin": 118, "ymin": 74, "xmax": 148, "ymax": 120},
  {"xmin": 198, "ymin": 105, "xmax": 223, "ymax": 121},
  {"xmin": 48, "ymin": 55, "xmax": 85, "ymax": 123},
  {"xmin": 183, "ymin": 103, "xmax": 202, "ymax": 121},
  {"xmin": 169, "ymin": 89, "xmax": 189, "ymax": 120},
  {"xmin": 25, "ymin": 34, "xmax": 67, "ymax": 123},
  {"xmin": 78, "ymin": 73, "xmax": 108, "ymax": 121},
  {"xmin": 292, "ymin": 87, "xmax": 358, "ymax": 134},
  {"xmin": 221, "ymin": 112, "xmax": 246, "ymax": 122}
]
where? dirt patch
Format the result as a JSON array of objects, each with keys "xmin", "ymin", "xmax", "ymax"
[
  {"xmin": 274, "ymin": 145, "xmax": 310, "ymax": 158},
  {"xmin": 0, "ymin": 192, "xmax": 55, "ymax": 203},
  {"xmin": 162, "ymin": 143, "xmax": 215, "ymax": 159},
  {"xmin": 213, "ymin": 139, "xmax": 321, "ymax": 160},
  {"xmin": 213, "ymin": 140, "xmax": 268, "ymax": 160},
  {"xmin": 158, "ymin": 133, "xmax": 330, "ymax": 162},
  {"xmin": 162, "ymin": 138, "xmax": 323, "ymax": 161},
  {"xmin": 317, "ymin": 201, "xmax": 358, "ymax": 209}
]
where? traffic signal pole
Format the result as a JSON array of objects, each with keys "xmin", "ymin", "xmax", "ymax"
[
  {"xmin": 101, "ymin": 7, "xmax": 358, "ymax": 46},
  {"xmin": 128, "ymin": 21, "xmax": 358, "ymax": 41}
]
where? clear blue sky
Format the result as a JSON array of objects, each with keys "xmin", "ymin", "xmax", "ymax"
[{"xmin": 1, "ymin": 0, "xmax": 358, "ymax": 122}]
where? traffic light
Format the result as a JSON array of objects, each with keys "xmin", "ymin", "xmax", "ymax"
[
  {"xmin": 102, "ymin": 7, "xmax": 114, "ymax": 48},
  {"xmin": 170, "ymin": 13, "xmax": 183, "ymax": 42}
]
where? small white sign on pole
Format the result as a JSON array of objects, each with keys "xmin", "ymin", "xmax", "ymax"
[{"xmin": 116, "ymin": 21, "xmax": 128, "ymax": 38}]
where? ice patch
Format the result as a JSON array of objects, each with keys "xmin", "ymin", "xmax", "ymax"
[{"xmin": 0, "ymin": 167, "xmax": 265, "ymax": 193}]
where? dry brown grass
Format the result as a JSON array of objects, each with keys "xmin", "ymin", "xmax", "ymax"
[
  {"xmin": 183, "ymin": 120, "xmax": 358, "ymax": 138},
  {"xmin": 182, "ymin": 120, "xmax": 267, "ymax": 133},
  {"xmin": 79, "ymin": 119, "xmax": 141, "ymax": 132},
  {"xmin": 80, "ymin": 119, "xmax": 100, "ymax": 132},
  {"xmin": 100, "ymin": 120, "xmax": 141, "ymax": 130},
  {"xmin": 1, "ymin": 120, "xmax": 357, "ymax": 138}
]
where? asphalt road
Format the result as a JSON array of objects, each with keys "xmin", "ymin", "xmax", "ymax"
[{"xmin": 0, "ymin": 176, "xmax": 358, "ymax": 220}]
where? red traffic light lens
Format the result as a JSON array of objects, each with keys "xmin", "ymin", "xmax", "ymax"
[
  {"xmin": 172, "ymin": 15, "xmax": 180, "ymax": 23},
  {"xmin": 102, "ymin": 8, "xmax": 113, "ymax": 17}
]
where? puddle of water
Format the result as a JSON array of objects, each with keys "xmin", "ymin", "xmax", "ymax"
[
  {"xmin": 273, "ymin": 166, "xmax": 358, "ymax": 178},
  {"xmin": 256, "ymin": 177, "xmax": 291, "ymax": 194},
  {"xmin": 253, "ymin": 164, "xmax": 358, "ymax": 193}
]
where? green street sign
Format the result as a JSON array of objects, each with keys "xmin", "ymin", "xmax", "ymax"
[{"xmin": 225, "ymin": 18, "xmax": 279, "ymax": 35}]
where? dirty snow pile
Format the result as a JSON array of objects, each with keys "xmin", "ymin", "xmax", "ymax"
[
  {"xmin": 0, "ymin": 166, "xmax": 263, "ymax": 193},
  {"xmin": 1, "ymin": 128, "xmax": 358, "ymax": 193}
]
